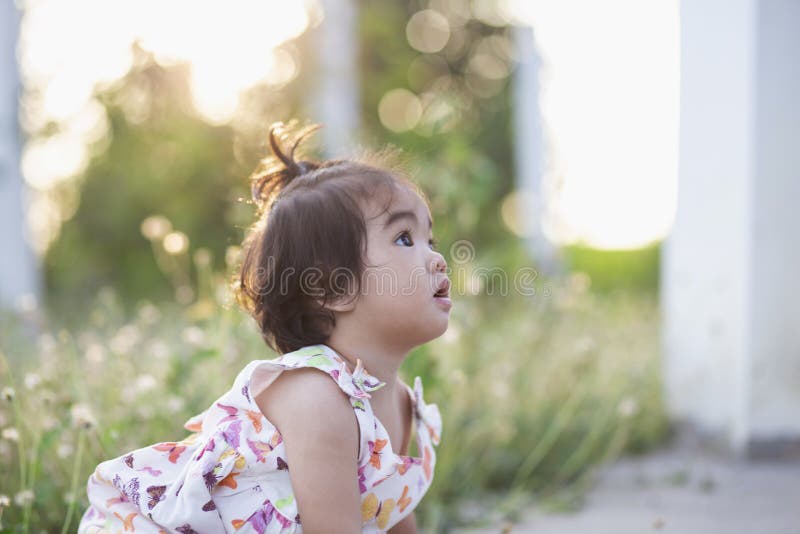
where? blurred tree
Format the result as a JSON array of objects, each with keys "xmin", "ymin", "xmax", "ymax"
[
  {"xmin": 44, "ymin": 46, "xmax": 248, "ymax": 318},
  {"xmin": 42, "ymin": 0, "xmax": 659, "ymax": 322},
  {"xmin": 357, "ymin": 0, "xmax": 524, "ymax": 273}
]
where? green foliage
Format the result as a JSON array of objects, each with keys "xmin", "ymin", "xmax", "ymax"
[
  {"xmin": 358, "ymin": 0, "xmax": 519, "ymax": 264},
  {"xmin": 562, "ymin": 241, "xmax": 661, "ymax": 294},
  {"xmin": 419, "ymin": 283, "xmax": 669, "ymax": 530},
  {"xmin": 43, "ymin": 55, "xmax": 250, "ymax": 320},
  {"xmin": 40, "ymin": 1, "xmax": 536, "ymax": 323}
]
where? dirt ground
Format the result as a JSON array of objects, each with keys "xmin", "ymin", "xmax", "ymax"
[{"xmin": 453, "ymin": 434, "xmax": 800, "ymax": 534}]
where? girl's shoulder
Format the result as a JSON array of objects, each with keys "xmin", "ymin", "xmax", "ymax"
[
  {"xmin": 193, "ymin": 343, "xmax": 388, "ymax": 428},
  {"xmin": 183, "ymin": 344, "xmax": 384, "ymax": 430}
]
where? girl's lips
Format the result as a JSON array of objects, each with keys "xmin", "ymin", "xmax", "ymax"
[{"xmin": 433, "ymin": 295, "xmax": 452, "ymax": 311}]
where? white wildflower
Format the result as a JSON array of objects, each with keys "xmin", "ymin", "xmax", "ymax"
[
  {"xmin": 0, "ymin": 494, "xmax": 9, "ymax": 507},
  {"xmin": 573, "ymin": 335, "xmax": 597, "ymax": 355},
  {"xmin": 121, "ymin": 386, "xmax": 136, "ymax": 405},
  {"xmin": 110, "ymin": 324, "xmax": 141, "ymax": 355},
  {"xmin": 56, "ymin": 442, "xmax": 74, "ymax": 459},
  {"xmin": 24, "ymin": 373, "xmax": 41, "ymax": 390},
  {"xmin": 149, "ymin": 340, "xmax": 170, "ymax": 360},
  {"xmin": 41, "ymin": 415, "xmax": 58, "ymax": 430},
  {"xmin": 77, "ymin": 330, "xmax": 93, "ymax": 347},
  {"xmin": 137, "ymin": 302, "xmax": 161, "ymax": 324},
  {"xmin": 1, "ymin": 427, "xmax": 19, "ymax": 442},
  {"xmin": 181, "ymin": 326, "xmax": 205, "ymax": 347},
  {"xmin": 491, "ymin": 381, "xmax": 509, "ymax": 400},
  {"xmin": 617, "ymin": 397, "xmax": 640, "ymax": 418},
  {"xmin": 134, "ymin": 374, "xmax": 157, "ymax": 394},
  {"xmin": 166, "ymin": 396, "xmax": 185, "ymax": 413},
  {"xmin": 14, "ymin": 489, "xmax": 34, "ymax": 507},
  {"xmin": 70, "ymin": 403, "xmax": 97, "ymax": 429},
  {"xmin": 37, "ymin": 333, "xmax": 57, "ymax": 355},
  {"xmin": 2, "ymin": 387, "xmax": 15, "ymax": 402},
  {"xmin": 85, "ymin": 342, "xmax": 106, "ymax": 364},
  {"xmin": 137, "ymin": 405, "xmax": 154, "ymax": 419}
]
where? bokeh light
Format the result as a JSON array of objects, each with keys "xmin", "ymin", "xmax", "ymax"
[
  {"xmin": 406, "ymin": 9, "xmax": 451, "ymax": 54},
  {"xmin": 163, "ymin": 231, "xmax": 189, "ymax": 255},
  {"xmin": 378, "ymin": 88, "xmax": 423, "ymax": 133}
]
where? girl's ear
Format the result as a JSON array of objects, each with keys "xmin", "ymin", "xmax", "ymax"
[{"xmin": 317, "ymin": 293, "xmax": 358, "ymax": 313}]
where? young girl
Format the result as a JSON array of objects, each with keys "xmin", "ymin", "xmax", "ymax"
[{"xmin": 78, "ymin": 121, "xmax": 450, "ymax": 533}]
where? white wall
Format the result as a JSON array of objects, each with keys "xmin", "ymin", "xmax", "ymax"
[
  {"xmin": 748, "ymin": 0, "xmax": 800, "ymax": 443},
  {"xmin": 663, "ymin": 0, "xmax": 800, "ymax": 457}
]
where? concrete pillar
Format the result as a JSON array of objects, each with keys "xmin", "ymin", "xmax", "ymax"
[
  {"xmin": 662, "ymin": 0, "xmax": 800, "ymax": 458},
  {"xmin": 311, "ymin": 0, "xmax": 360, "ymax": 158},
  {"xmin": 0, "ymin": 0, "xmax": 41, "ymax": 311},
  {"xmin": 511, "ymin": 25, "xmax": 561, "ymax": 277}
]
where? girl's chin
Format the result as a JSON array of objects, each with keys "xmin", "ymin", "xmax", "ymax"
[{"xmin": 433, "ymin": 295, "xmax": 452, "ymax": 311}]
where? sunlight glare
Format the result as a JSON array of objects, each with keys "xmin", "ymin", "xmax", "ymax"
[
  {"xmin": 19, "ymin": 0, "xmax": 313, "ymax": 187},
  {"xmin": 22, "ymin": 133, "xmax": 89, "ymax": 190},
  {"xmin": 132, "ymin": 0, "xmax": 311, "ymax": 124},
  {"xmin": 510, "ymin": 0, "xmax": 679, "ymax": 249}
]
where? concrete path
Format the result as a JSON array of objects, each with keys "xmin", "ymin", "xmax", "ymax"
[{"xmin": 454, "ymin": 439, "xmax": 800, "ymax": 534}]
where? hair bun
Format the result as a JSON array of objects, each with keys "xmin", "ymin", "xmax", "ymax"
[
  {"xmin": 295, "ymin": 160, "xmax": 314, "ymax": 175},
  {"xmin": 249, "ymin": 120, "xmax": 322, "ymax": 213}
]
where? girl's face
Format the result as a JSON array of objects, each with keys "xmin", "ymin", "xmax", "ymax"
[{"xmin": 349, "ymin": 187, "xmax": 451, "ymax": 349}]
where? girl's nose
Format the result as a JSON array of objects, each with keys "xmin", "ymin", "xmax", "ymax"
[{"xmin": 432, "ymin": 253, "xmax": 447, "ymax": 273}]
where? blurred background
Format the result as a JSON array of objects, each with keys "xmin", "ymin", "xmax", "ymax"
[{"xmin": 1, "ymin": 0, "xmax": 798, "ymax": 532}]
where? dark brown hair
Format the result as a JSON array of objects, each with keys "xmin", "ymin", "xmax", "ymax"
[{"xmin": 232, "ymin": 120, "xmax": 426, "ymax": 354}]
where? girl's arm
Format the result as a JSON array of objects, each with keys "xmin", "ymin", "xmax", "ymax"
[
  {"xmin": 388, "ymin": 511, "xmax": 418, "ymax": 534},
  {"xmin": 256, "ymin": 367, "xmax": 363, "ymax": 533}
]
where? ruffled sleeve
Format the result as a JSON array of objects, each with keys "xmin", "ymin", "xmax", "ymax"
[{"xmin": 412, "ymin": 376, "xmax": 442, "ymax": 446}]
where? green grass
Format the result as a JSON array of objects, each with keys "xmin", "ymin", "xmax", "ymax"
[{"xmin": 0, "ymin": 270, "xmax": 669, "ymax": 532}]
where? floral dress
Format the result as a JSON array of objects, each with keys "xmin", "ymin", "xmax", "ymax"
[{"xmin": 78, "ymin": 344, "xmax": 443, "ymax": 533}]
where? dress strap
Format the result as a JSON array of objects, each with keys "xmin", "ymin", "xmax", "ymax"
[{"xmin": 243, "ymin": 344, "xmax": 387, "ymax": 404}]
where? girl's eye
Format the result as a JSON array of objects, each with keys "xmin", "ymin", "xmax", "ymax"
[
  {"xmin": 394, "ymin": 231, "xmax": 439, "ymax": 249},
  {"xmin": 395, "ymin": 231, "xmax": 414, "ymax": 247}
]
